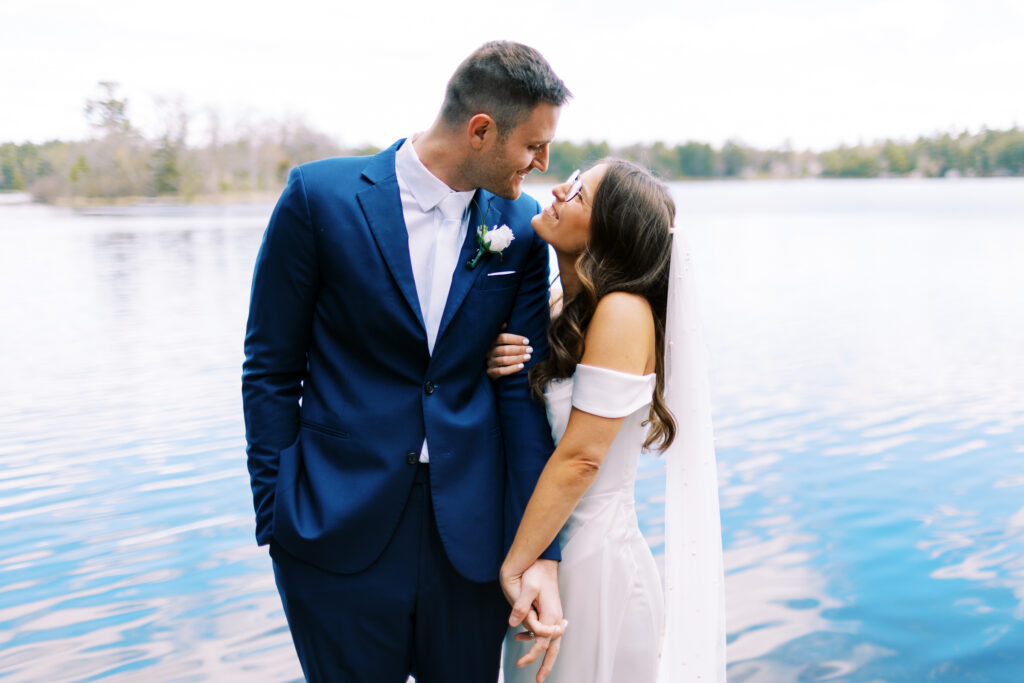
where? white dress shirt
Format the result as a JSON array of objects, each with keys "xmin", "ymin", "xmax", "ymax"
[{"xmin": 395, "ymin": 137, "xmax": 476, "ymax": 463}]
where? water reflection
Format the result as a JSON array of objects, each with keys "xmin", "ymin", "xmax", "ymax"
[
  {"xmin": 0, "ymin": 203, "xmax": 301, "ymax": 681},
  {"xmin": 2, "ymin": 180, "xmax": 1024, "ymax": 681}
]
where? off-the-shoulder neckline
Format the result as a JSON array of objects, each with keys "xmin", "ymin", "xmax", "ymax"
[
  {"xmin": 544, "ymin": 364, "xmax": 656, "ymax": 396},
  {"xmin": 576, "ymin": 363, "xmax": 656, "ymax": 380}
]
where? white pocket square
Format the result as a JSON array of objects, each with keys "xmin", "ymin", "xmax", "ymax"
[{"xmin": 487, "ymin": 270, "xmax": 516, "ymax": 277}]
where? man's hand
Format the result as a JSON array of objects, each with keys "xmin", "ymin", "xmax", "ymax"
[{"xmin": 500, "ymin": 558, "xmax": 568, "ymax": 682}]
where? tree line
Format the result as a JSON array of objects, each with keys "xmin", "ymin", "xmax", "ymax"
[
  {"xmin": 540, "ymin": 131, "xmax": 1024, "ymax": 181},
  {"xmin": 0, "ymin": 82, "xmax": 346, "ymax": 203},
  {"xmin": 2, "ymin": 83, "xmax": 1022, "ymax": 203}
]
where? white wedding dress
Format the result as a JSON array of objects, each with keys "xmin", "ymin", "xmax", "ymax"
[
  {"xmin": 502, "ymin": 363, "xmax": 664, "ymax": 683},
  {"xmin": 501, "ymin": 229, "xmax": 727, "ymax": 683}
]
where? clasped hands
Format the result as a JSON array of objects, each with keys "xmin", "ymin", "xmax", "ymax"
[
  {"xmin": 500, "ymin": 558, "xmax": 568, "ymax": 682},
  {"xmin": 490, "ymin": 327, "xmax": 567, "ymax": 681}
]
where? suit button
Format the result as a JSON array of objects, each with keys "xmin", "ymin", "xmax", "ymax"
[
  {"xmin": 406, "ymin": 451, "xmax": 418, "ymax": 465},
  {"xmin": 424, "ymin": 381, "xmax": 435, "ymax": 395}
]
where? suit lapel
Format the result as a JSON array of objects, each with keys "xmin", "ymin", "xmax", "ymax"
[
  {"xmin": 437, "ymin": 190, "xmax": 500, "ymax": 344},
  {"xmin": 356, "ymin": 143, "xmax": 425, "ymax": 331}
]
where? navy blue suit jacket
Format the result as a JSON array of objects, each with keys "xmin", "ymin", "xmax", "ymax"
[{"xmin": 242, "ymin": 141, "xmax": 557, "ymax": 582}]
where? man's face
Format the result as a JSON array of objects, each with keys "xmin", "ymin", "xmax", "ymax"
[{"xmin": 475, "ymin": 103, "xmax": 560, "ymax": 200}]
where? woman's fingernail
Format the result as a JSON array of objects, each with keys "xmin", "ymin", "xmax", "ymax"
[
  {"xmin": 526, "ymin": 346, "xmax": 533, "ymax": 354},
  {"xmin": 522, "ymin": 338, "xmax": 529, "ymax": 345},
  {"xmin": 518, "ymin": 364, "xmax": 525, "ymax": 370},
  {"xmin": 524, "ymin": 354, "xmax": 532, "ymax": 361}
]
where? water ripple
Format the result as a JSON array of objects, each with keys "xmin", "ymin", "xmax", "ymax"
[{"xmin": 4, "ymin": 182, "xmax": 1024, "ymax": 680}]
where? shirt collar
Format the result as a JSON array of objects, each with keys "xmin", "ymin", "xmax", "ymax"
[{"xmin": 395, "ymin": 137, "xmax": 475, "ymax": 216}]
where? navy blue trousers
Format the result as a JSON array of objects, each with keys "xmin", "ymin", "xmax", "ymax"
[{"xmin": 270, "ymin": 464, "xmax": 509, "ymax": 682}]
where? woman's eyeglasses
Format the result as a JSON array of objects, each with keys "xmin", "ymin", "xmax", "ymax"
[{"xmin": 564, "ymin": 169, "xmax": 584, "ymax": 204}]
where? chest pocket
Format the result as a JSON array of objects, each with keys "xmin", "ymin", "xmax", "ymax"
[{"xmin": 473, "ymin": 272, "xmax": 518, "ymax": 292}]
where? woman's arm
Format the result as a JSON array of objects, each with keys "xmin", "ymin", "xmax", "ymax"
[{"xmin": 500, "ymin": 291, "xmax": 656, "ymax": 583}]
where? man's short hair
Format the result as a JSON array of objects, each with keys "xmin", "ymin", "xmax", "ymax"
[{"xmin": 441, "ymin": 41, "xmax": 571, "ymax": 138}]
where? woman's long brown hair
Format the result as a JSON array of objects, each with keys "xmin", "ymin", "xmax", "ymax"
[{"xmin": 530, "ymin": 159, "xmax": 677, "ymax": 451}]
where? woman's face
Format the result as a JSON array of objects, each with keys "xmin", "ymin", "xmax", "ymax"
[{"xmin": 531, "ymin": 164, "xmax": 607, "ymax": 256}]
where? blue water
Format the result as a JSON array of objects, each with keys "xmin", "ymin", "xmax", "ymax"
[{"xmin": 1, "ymin": 179, "xmax": 1022, "ymax": 681}]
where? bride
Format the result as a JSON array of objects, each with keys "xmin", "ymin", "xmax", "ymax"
[{"xmin": 489, "ymin": 160, "xmax": 726, "ymax": 683}]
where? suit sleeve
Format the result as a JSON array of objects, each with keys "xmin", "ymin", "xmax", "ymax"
[
  {"xmin": 496, "ymin": 211, "xmax": 560, "ymax": 561},
  {"xmin": 242, "ymin": 167, "xmax": 318, "ymax": 545}
]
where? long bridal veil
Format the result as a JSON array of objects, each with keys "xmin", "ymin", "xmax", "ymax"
[{"xmin": 656, "ymin": 228, "xmax": 727, "ymax": 682}]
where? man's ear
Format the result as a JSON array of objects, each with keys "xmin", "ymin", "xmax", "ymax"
[{"xmin": 467, "ymin": 113, "xmax": 496, "ymax": 151}]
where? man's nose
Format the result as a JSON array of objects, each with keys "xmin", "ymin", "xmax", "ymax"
[{"xmin": 532, "ymin": 144, "xmax": 549, "ymax": 173}]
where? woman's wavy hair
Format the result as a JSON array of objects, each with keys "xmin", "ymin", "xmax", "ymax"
[{"xmin": 530, "ymin": 158, "xmax": 677, "ymax": 451}]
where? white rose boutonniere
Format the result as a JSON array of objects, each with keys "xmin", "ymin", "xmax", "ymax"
[
  {"xmin": 484, "ymin": 224, "xmax": 515, "ymax": 251},
  {"xmin": 467, "ymin": 224, "xmax": 515, "ymax": 269}
]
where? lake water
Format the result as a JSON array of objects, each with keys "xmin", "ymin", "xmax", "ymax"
[{"xmin": 1, "ymin": 179, "xmax": 1022, "ymax": 682}]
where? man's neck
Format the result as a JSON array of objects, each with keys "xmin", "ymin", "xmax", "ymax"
[{"xmin": 411, "ymin": 124, "xmax": 475, "ymax": 192}]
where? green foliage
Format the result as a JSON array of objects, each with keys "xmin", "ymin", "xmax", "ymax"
[
  {"xmin": 821, "ymin": 147, "xmax": 880, "ymax": 178},
  {"xmin": 152, "ymin": 138, "xmax": 181, "ymax": 195},
  {"xmin": 990, "ymin": 129, "xmax": 1024, "ymax": 174},
  {"xmin": 0, "ymin": 141, "xmax": 63, "ymax": 191},
  {"xmin": 676, "ymin": 142, "xmax": 714, "ymax": 177},
  {"xmin": 0, "ymin": 143, "xmax": 26, "ymax": 190},
  {"xmin": 883, "ymin": 141, "xmax": 914, "ymax": 175},
  {"xmin": 547, "ymin": 140, "xmax": 610, "ymax": 180},
  {"xmin": 69, "ymin": 154, "xmax": 89, "ymax": 183},
  {"xmin": 720, "ymin": 141, "xmax": 750, "ymax": 177},
  {"xmin": 647, "ymin": 142, "xmax": 678, "ymax": 180}
]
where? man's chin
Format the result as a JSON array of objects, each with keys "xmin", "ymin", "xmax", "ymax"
[
  {"xmin": 493, "ymin": 185, "xmax": 520, "ymax": 200},
  {"xmin": 485, "ymin": 177, "xmax": 524, "ymax": 200}
]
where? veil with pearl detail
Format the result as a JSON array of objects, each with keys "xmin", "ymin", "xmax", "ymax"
[{"xmin": 656, "ymin": 226, "xmax": 726, "ymax": 682}]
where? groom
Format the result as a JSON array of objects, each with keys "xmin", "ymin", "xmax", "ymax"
[{"xmin": 242, "ymin": 42, "xmax": 570, "ymax": 681}]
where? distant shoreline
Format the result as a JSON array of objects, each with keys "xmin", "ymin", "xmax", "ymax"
[
  {"xmin": 0, "ymin": 190, "xmax": 281, "ymax": 208},
  {"xmin": 5, "ymin": 176, "xmax": 1022, "ymax": 211},
  {"xmin": 52, "ymin": 191, "xmax": 283, "ymax": 208},
  {"xmin": 5, "ymin": 106, "xmax": 1022, "ymax": 206}
]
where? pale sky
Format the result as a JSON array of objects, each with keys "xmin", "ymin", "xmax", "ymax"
[{"xmin": 2, "ymin": 0, "xmax": 1022, "ymax": 151}]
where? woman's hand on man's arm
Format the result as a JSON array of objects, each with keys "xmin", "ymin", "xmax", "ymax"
[{"xmin": 486, "ymin": 324, "xmax": 533, "ymax": 379}]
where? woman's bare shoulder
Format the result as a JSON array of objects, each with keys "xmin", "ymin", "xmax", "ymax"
[
  {"xmin": 582, "ymin": 292, "xmax": 655, "ymax": 374},
  {"xmin": 593, "ymin": 291, "xmax": 653, "ymax": 322}
]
